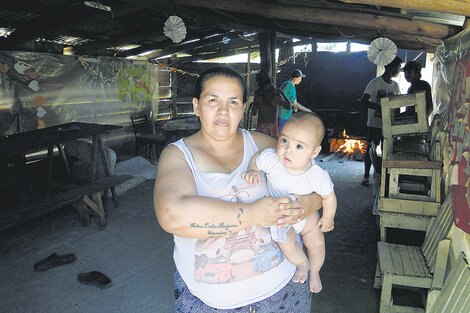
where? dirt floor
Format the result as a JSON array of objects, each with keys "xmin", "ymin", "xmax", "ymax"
[{"xmin": 0, "ymin": 156, "xmax": 382, "ymax": 313}]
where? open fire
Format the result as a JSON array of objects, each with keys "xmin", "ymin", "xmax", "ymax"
[{"xmin": 327, "ymin": 129, "xmax": 367, "ymax": 161}]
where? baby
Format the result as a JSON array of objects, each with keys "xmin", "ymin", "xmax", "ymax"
[{"xmin": 242, "ymin": 112, "xmax": 337, "ymax": 293}]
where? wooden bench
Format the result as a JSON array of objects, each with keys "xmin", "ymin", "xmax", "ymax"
[
  {"xmin": 426, "ymin": 251, "xmax": 470, "ymax": 313},
  {"xmin": 0, "ymin": 175, "xmax": 132, "ymax": 232},
  {"xmin": 377, "ymin": 194, "xmax": 454, "ymax": 313}
]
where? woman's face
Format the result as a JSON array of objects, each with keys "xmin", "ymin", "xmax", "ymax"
[{"xmin": 193, "ymin": 76, "xmax": 246, "ymax": 139}]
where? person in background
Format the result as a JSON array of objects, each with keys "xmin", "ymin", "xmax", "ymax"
[
  {"xmin": 154, "ymin": 67, "xmax": 322, "ymax": 312},
  {"xmin": 242, "ymin": 112, "xmax": 337, "ymax": 294},
  {"xmin": 360, "ymin": 56, "xmax": 402, "ymax": 186},
  {"xmin": 404, "ymin": 61, "xmax": 433, "ymax": 121},
  {"xmin": 251, "ymin": 70, "xmax": 290, "ymax": 139},
  {"xmin": 279, "ymin": 69, "xmax": 312, "ymax": 130}
]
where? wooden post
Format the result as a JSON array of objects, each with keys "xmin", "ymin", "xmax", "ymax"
[
  {"xmin": 259, "ymin": 31, "xmax": 276, "ymax": 79},
  {"xmin": 170, "ymin": 54, "xmax": 178, "ymax": 119},
  {"xmin": 246, "ymin": 50, "xmax": 251, "ymax": 98}
]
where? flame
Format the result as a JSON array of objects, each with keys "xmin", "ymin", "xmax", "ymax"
[{"xmin": 330, "ymin": 129, "xmax": 367, "ymax": 154}]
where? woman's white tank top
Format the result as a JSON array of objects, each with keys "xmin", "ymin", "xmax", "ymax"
[{"xmin": 170, "ymin": 129, "xmax": 295, "ymax": 309}]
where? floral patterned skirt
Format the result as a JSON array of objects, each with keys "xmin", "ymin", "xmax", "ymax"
[{"xmin": 174, "ymin": 268, "xmax": 311, "ymax": 313}]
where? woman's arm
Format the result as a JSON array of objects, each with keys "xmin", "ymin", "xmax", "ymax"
[
  {"xmin": 154, "ymin": 144, "xmax": 290, "ymax": 239},
  {"xmin": 250, "ymin": 132, "xmax": 322, "ymax": 227},
  {"xmin": 278, "ymin": 193, "xmax": 322, "ymax": 228}
]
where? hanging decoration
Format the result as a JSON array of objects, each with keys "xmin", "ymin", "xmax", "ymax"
[
  {"xmin": 222, "ymin": 32, "xmax": 230, "ymax": 44},
  {"xmin": 163, "ymin": 16, "xmax": 187, "ymax": 43},
  {"xmin": 0, "ymin": 27, "xmax": 15, "ymax": 38},
  {"xmin": 78, "ymin": 43, "xmax": 310, "ymax": 80},
  {"xmin": 84, "ymin": 1, "xmax": 111, "ymax": 12},
  {"xmin": 367, "ymin": 37, "xmax": 397, "ymax": 66}
]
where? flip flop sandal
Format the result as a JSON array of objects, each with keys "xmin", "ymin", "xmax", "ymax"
[
  {"xmin": 34, "ymin": 253, "xmax": 77, "ymax": 272},
  {"xmin": 77, "ymin": 271, "xmax": 112, "ymax": 289}
]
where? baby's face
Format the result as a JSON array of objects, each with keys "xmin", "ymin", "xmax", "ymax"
[{"xmin": 277, "ymin": 121, "xmax": 321, "ymax": 175}]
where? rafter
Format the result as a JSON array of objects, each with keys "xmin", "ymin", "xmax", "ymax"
[
  {"xmin": 275, "ymin": 20, "xmax": 441, "ymax": 51},
  {"xmin": 0, "ymin": 4, "xmax": 147, "ymax": 49},
  {"xmin": 174, "ymin": 0, "xmax": 458, "ymax": 39},
  {"xmin": 340, "ymin": 0, "xmax": 470, "ymax": 17}
]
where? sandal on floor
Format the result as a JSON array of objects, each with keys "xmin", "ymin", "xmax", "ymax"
[
  {"xmin": 360, "ymin": 176, "xmax": 369, "ymax": 186},
  {"xmin": 77, "ymin": 271, "xmax": 112, "ymax": 289},
  {"xmin": 34, "ymin": 253, "xmax": 77, "ymax": 272}
]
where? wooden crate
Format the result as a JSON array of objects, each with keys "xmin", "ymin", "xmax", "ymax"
[{"xmin": 381, "ymin": 91, "xmax": 428, "ymax": 138}]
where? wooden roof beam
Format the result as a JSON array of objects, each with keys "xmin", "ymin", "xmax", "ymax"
[
  {"xmin": 275, "ymin": 20, "xmax": 441, "ymax": 51},
  {"xmin": 120, "ymin": 31, "xmax": 234, "ymax": 59},
  {"xmin": 174, "ymin": 0, "xmax": 458, "ymax": 39},
  {"xmin": 0, "ymin": 4, "xmax": 147, "ymax": 48},
  {"xmin": 340, "ymin": 0, "xmax": 470, "ymax": 17},
  {"xmin": 183, "ymin": 46, "xmax": 259, "ymax": 63}
]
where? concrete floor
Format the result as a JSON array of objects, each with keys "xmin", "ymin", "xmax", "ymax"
[{"xmin": 0, "ymin": 156, "xmax": 381, "ymax": 313}]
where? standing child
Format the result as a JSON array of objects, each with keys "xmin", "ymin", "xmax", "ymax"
[{"xmin": 242, "ymin": 111, "xmax": 337, "ymax": 293}]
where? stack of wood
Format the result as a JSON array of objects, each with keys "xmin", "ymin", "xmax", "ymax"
[
  {"xmin": 378, "ymin": 92, "xmax": 442, "ymax": 228},
  {"xmin": 374, "ymin": 91, "xmax": 454, "ymax": 312}
]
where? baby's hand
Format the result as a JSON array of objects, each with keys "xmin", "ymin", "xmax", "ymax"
[
  {"xmin": 241, "ymin": 170, "xmax": 262, "ymax": 186},
  {"xmin": 316, "ymin": 216, "xmax": 334, "ymax": 232}
]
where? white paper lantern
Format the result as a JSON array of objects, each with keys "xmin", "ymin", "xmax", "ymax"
[
  {"xmin": 163, "ymin": 16, "xmax": 187, "ymax": 43},
  {"xmin": 367, "ymin": 37, "xmax": 397, "ymax": 66}
]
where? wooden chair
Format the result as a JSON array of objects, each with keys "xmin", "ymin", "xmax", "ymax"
[
  {"xmin": 373, "ymin": 187, "xmax": 434, "ymax": 242},
  {"xmin": 379, "ymin": 134, "xmax": 442, "ymax": 217},
  {"xmin": 373, "ymin": 113, "xmax": 445, "ymax": 241},
  {"xmin": 130, "ymin": 115, "xmax": 167, "ymax": 160},
  {"xmin": 381, "ymin": 91, "xmax": 429, "ymax": 139},
  {"xmin": 377, "ymin": 194, "xmax": 454, "ymax": 313},
  {"xmin": 426, "ymin": 251, "xmax": 470, "ymax": 313}
]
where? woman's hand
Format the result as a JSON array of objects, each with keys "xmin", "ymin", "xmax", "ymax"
[
  {"xmin": 250, "ymin": 196, "xmax": 293, "ymax": 227},
  {"xmin": 277, "ymin": 193, "xmax": 322, "ymax": 228}
]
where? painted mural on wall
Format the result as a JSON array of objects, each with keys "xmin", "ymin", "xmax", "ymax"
[
  {"xmin": 0, "ymin": 51, "xmax": 158, "ymax": 136},
  {"xmin": 436, "ymin": 29, "xmax": 470, "ymax": 234},
  {"xmin": 447, "ymin": 51, "xmax": 470, "ymax": 234},
  {"xmin": 117, "ymin": 68, "xmax": 151, "ymax": 103}
]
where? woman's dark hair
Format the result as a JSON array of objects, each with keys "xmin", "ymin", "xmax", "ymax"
[{"xmin": 194, "ymin": 67, "xmax": 247, "ymax": 103}]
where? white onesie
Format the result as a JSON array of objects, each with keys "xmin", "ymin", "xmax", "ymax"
[{"xmin": 256, "ymin": 148, "xmax": 334, "ymax": 242}]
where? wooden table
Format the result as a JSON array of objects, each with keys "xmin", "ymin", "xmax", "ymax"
[
  {"xmin": 1, "ymin": 122, "xmax": 119, "ymax": 186},
  {"xmin": 0, "ymin": 122, "xmax": 123, "ymax": 229}
]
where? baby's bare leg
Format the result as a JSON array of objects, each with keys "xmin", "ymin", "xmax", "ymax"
[
  {"xmin": 301, "ymin": 211, "xmax": 325, "ymax": 293},
  {"xmin": 278, "ymin": 228, "xmax": 310, "ymax": 283}
]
